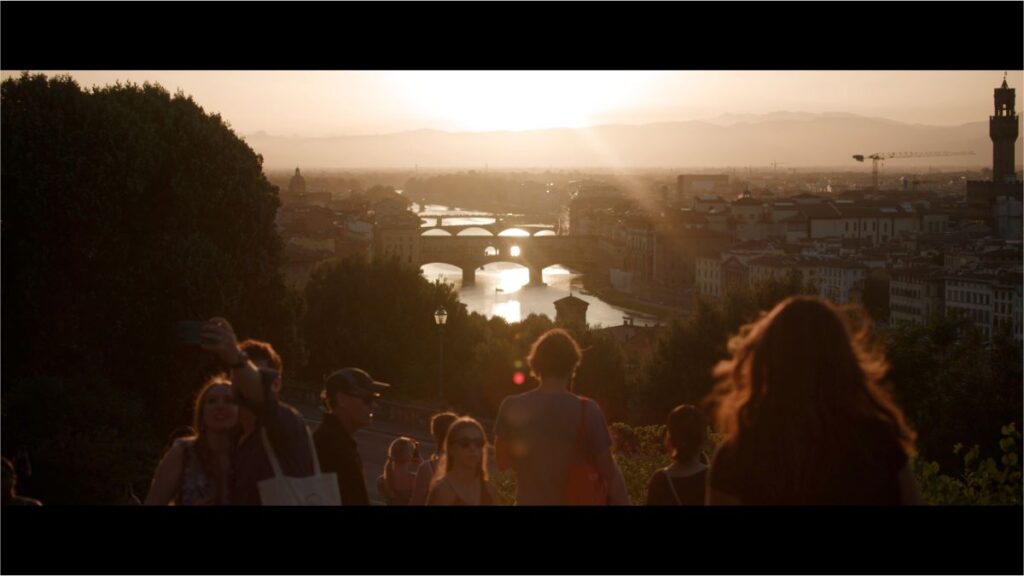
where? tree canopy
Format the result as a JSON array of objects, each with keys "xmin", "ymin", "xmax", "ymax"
[{"xmin": 1, "ymin": 73, "xmax": 292, "ymax": 502}]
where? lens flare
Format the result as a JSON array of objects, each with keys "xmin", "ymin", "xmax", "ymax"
[{"xmin": 513, "ymin": 372, "xmax": 526, "ymax": 386}]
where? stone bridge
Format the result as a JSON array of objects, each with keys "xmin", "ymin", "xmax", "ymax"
[
  {"xmin": 418, "ymin": 222, "xmax": 557, "ymax": 237},
  {"xmin": 417, "ymin": 235, "xmax": 597, "ymax": 286}
]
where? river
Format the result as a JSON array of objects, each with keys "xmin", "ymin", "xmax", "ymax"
[{"xmin": 413, "ymin": 204, "xmax": 658, "ymax": 327}]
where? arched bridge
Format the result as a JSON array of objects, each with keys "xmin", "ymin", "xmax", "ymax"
[
  {"xmin": 419, "ymin": 223, "xmax": 557, "ymax": 237},
  {"xmin": 418, "ymin": 235, "xmax": 597, "ymax": 286}
]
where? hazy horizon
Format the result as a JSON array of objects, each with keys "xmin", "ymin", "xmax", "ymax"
[
  {"xmin": 4, "ymin": 70, "xmax": 1021, "ymax": 170},
  {"xmin": 3, "ymin": 71, "xmax": 1021, "ymax": 136}
]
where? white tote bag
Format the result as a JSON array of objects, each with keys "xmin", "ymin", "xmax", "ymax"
[{"xmin": 257, "ymin": 425, "xmax": 341, "ymax": 506}]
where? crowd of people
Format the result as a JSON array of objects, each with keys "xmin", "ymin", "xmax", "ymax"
[{"xmin": 2, "ymin": 295, "xmax": 922, "ymax": 507}]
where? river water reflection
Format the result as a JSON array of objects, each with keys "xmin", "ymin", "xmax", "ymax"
[{"xmin": 414, "ymin": 204, "xmax": 657, "ymax": 327}]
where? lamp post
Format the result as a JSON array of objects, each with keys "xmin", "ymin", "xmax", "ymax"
[{"xmin": 434, "ymin": 306, "xmax": 448, "ymax": 403}]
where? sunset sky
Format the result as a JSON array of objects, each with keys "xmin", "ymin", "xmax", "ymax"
[{"xmin": 3, "ymin": 70, "xmax": 1021, "ymax": 137}]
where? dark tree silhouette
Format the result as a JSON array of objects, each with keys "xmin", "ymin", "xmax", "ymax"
[{"xmin": 1, "ymin": 73, "xmax": 293, "ymax": 503}]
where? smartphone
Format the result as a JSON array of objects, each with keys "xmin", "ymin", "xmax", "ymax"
[{"xmin": 176, "ymin": 321, "xmax": 205, "ymax": 345}]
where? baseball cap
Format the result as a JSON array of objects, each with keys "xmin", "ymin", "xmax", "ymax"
[{"xmin": 323, "ymin": 368, "xmax": 391, "ymax": 398}]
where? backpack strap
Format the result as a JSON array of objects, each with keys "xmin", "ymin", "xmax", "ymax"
[
  {"xmin": 260, "ymin": 424, "xmax": 321, "ymax": 479},
  {"xmin": 574, "ymin": 396, "xmax": 589, "ymax": 454},
  {"xmin": 260, "ymin": 428, "xmax": 285, "ymax": 478}
]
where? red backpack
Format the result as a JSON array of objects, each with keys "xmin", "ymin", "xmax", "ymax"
[{"xmin": 565, "ymin": 396, "xmax": 609, "ymax": 505}]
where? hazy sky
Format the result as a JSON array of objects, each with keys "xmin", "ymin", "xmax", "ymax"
[{"xmin": 3, "ymin": 70, "xmax": 1022, "ymax": 137}]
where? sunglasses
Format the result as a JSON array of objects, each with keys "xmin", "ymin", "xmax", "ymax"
[{"xmin": 452, "ymin": 437, "xmax": 484, "ymax": 450}]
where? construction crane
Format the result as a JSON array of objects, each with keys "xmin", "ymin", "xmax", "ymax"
[{"xmin": 852, "ymin": 151, "xmax": 975, "ymax": 191}]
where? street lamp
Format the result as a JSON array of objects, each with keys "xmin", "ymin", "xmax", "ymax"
[{"xmin": 434, "ymin": 306, "xmax": 448, "ymax": 403}]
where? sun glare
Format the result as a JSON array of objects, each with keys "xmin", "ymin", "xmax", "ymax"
[{"xmin": 389, "ymin": 71, "xmax": 657, "ymax": 132}]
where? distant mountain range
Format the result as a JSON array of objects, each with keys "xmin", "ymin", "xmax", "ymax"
[{"xmin": 243, "ymin": 111, "xmax": 1023, "ymax": 170}]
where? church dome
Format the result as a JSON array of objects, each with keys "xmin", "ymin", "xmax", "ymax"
[{"xmin": 289, "ymin": 167, "xmax": 307, "ymax": 195}]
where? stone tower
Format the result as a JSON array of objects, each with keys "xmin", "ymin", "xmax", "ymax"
[
  {"xmin": 991, "ymin": 74, "xmax": 1018, "ymax": 184},
  {"xmin": 554, "ymin": 293, "xmax": 589, "ymax": 328}
]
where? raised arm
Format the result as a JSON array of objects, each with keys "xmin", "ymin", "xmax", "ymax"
[
  {"xmin": 144, "ymin": 442, "xmax": 185, "ymax": 505},
  {"xmin": 200, "ymin": 317, "xmax": 263, "ymax": 407}
]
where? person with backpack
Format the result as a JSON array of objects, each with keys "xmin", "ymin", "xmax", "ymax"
[{"xmin": 494, "ymin": 328, "xmax": 629, "ymax": 505}]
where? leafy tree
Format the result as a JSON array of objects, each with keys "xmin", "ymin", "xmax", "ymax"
[
  {"xmin": 633, "ymin": 301, "xmax": 729, "ymax": 424},
  {"xmin": 914, "ymin": 423, "xmax": 1022, "ymax": 505},
  {"xmin": 303, "ymin": 258, "xmax": 466, "ymax": 403},
  {"xmin": 575, "ymin": 329, "xmax": 629, "ymax": 423},
  {"xmin": 1, "ymin": 73, "xmax": 292, "ymax": 502},
  {"xmin": 885, "ymin": 315, "xmax": 1023, "ymax": 470}
]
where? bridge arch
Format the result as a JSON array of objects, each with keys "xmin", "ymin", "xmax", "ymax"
[
  {"xmin": 419, "ymin": 261, "xmax": 460, "ymax": 278},
  {"xmin": 543, "ymin": 262, "xmax": 585, "ymax": 274},
  {"xmin": 477, "ymin": 261, "xmax": 530, "ymax": 292},
  {"xmin": 421, "ymin": 228, "xmax": 452, "ymax": 237},
  {"xmin": 533, "ymin": 229, "xmax": 556, "ymax": 237},
  {"xmin": 497, "ymin": 228, "xmax": 531, "ymax": 237},
  {"xmin": 456, "ymin": 227, "xmax": 494, "ymax": 236},
  {"xmin": 539, "ymin": 263, "xmax": 583, "ymax": 286}
]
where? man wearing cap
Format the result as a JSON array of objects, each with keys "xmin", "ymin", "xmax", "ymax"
[{"xmin": 314, "ymin": 368, "xmax": 390, "ymax": 506}]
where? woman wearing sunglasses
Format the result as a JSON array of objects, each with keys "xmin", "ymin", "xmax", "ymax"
[{"xmin": 426, "ymin": 417, "xmax": 499, "ymax": 506}]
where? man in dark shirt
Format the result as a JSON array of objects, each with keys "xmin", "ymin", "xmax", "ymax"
[
  {"xmin": 200, "ymin": 318, "xmax": 315, "ymax": 505},
  {"xmin": 313, "ymin": 368, "xmax": 389, "ymax": 506}
]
